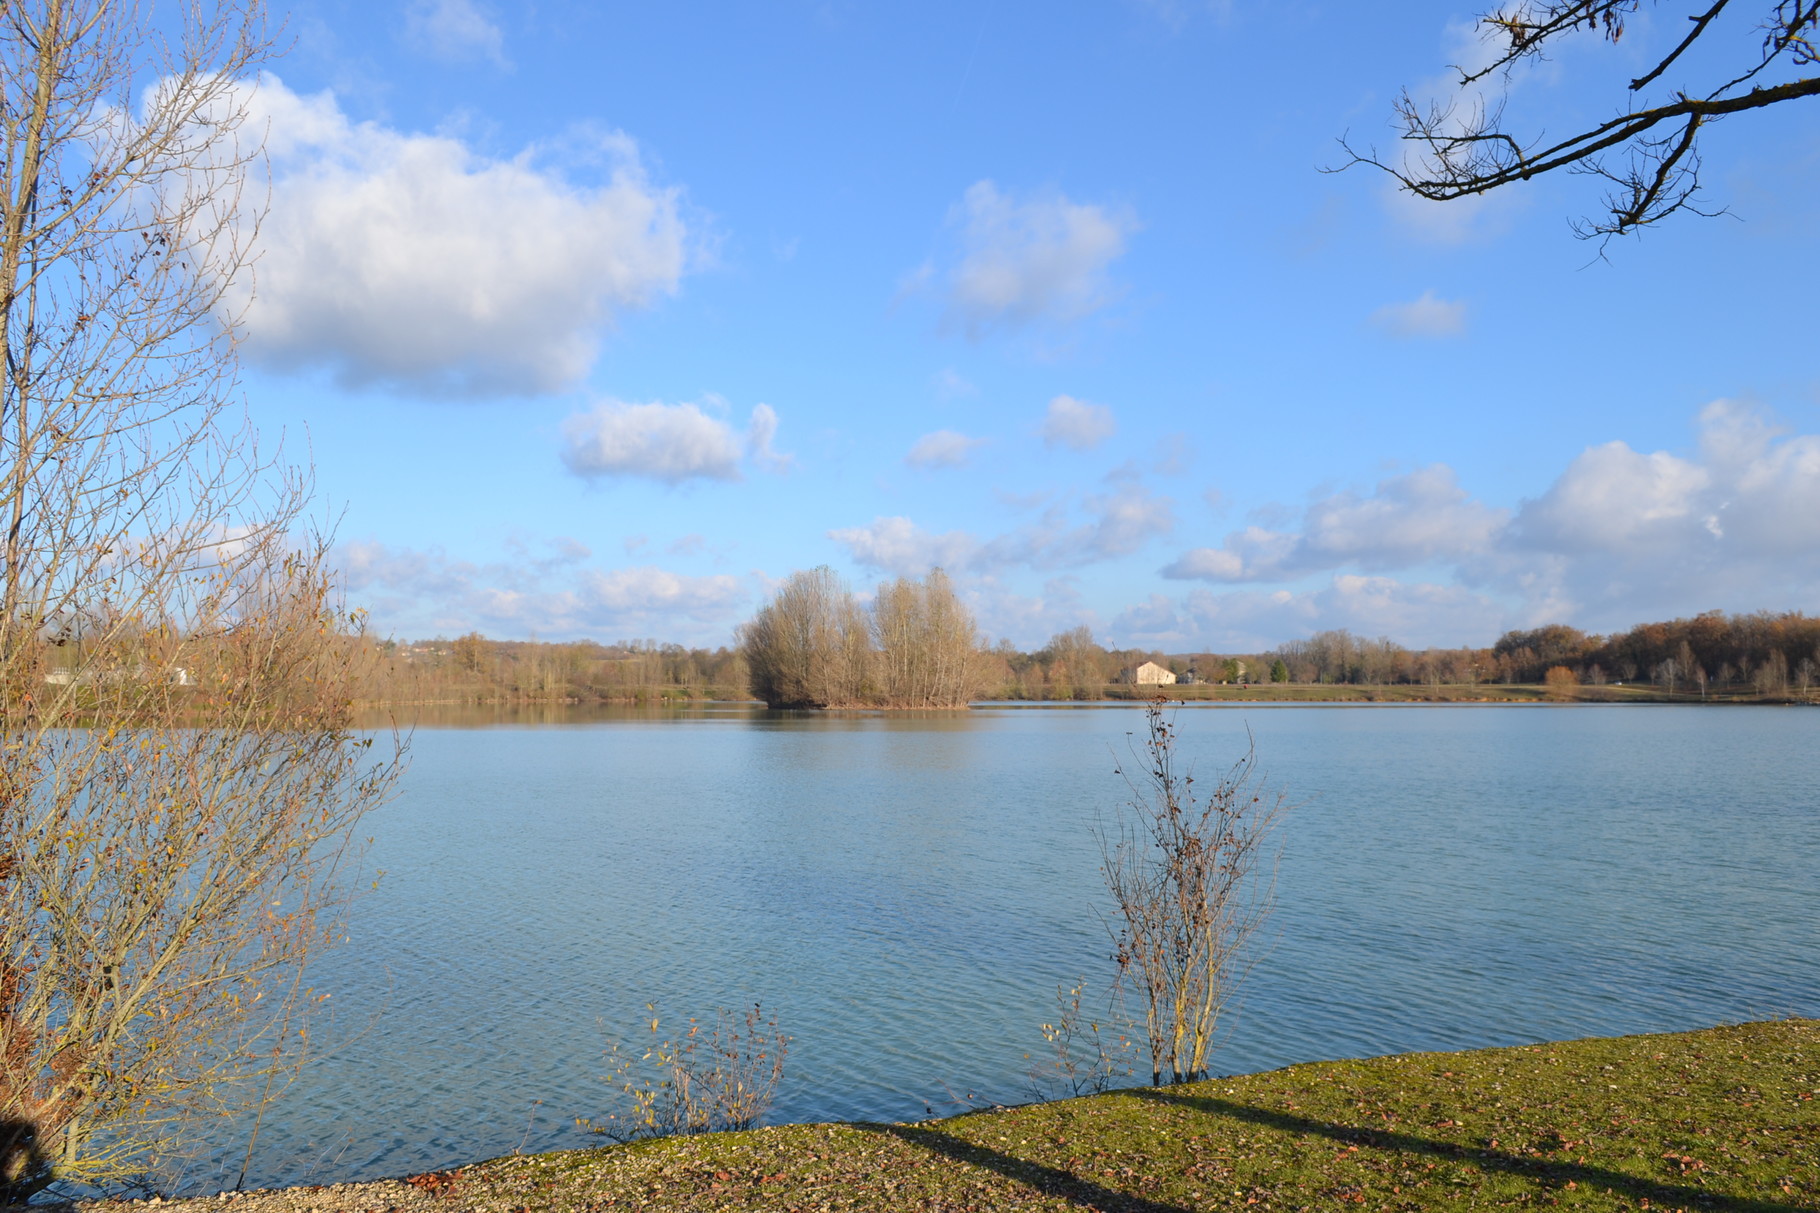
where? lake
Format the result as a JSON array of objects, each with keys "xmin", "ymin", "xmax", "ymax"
[{"xmin": 189, "ymin": 703, "xmax": 1819, "ymax": 1193}]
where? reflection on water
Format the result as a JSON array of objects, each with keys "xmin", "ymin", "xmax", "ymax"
[{"xmin": 192, "ymin": 704, "xmax": 1818, "ymax": 1194}]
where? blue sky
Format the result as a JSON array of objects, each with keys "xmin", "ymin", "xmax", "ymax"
[{"xmin": 231, "ymin": 1, "xmax": 1820, "ymax": 650}]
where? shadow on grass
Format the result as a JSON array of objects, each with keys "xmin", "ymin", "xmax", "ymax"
[
  {"xmin": 861, "ymin": 1122, "xmax": 1195, "ymax": 1213},
  {"xmin": 1128, "ymin": 1087, "xmax": 1807, "ymax": 1213}
]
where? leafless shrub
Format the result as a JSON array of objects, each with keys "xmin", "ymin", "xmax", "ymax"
[
  {"xmin": 1024, "ymin": 979, "xmax": 1134, "ymax": 1101},
  {"xmin": 1099, "ymin": 697, "xmax": 1286, "ymax": 1086},
  {"xmin": 585, "ymin": 1004, "xmax": 789, "ymax": 1141}
]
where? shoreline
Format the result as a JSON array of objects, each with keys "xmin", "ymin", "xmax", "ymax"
[{"xmin": 53, "ymin": 1018, "xmax": 1819, "ymax": 1213}]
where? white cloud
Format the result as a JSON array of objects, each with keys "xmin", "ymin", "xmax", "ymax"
[
  {"xmin": 1042, "ymin": 395, "xmax": 1116, "ymax": 451},
  {"xmin": 967, "ymin": 577, "xmax": 1100, "ymax": 649},
  {"xmin": 1695, "ymin": 399, "xmax": 1820, "ymax": 553},
  {"xmin": 939, "ymin": 181, "xmax": 1136, "ymax": 336},
  {"xmin": 1069, "ymin": 480, "xmax": 1175, "ymax": 560},
  {"xmin": 1159, "ymin": 402, "xmax": 1820, "ymax": 636},
  {"xmin": 338, "ymin": 538, "xmax": 747, "ymax": 642},
  {"xmin": 560, "ymin": 399, "xmax": 787, "ymax": 485},
  {"xmin": 1164, "ymin": 465, "xmax": 1505, "ymax": 581},
  {"xmin": 1369, "ymin": 289, "xmax": 1467, "ymax": 339},
  {"xmin": 577, "ymin": 566, "xmax": 743, "ymax": 617},
  {"xmin": 833, "ymin": 481, "xmax": 1174, "ymax": 577},
  {"xmin": 404, "ymin": 0, "xmax": 508, "ymax": 66},
  {"xmin": 1110, "ymin": 593, "xmax": 1188, "ymax": 646},
  {"xmin": 231, "ymin": 76, "xmax": 687, "ymax": 397},
  {"xmin": 906, "ymin": 430, "xmax": 986, "ymax": 469},
  {"xmin": 1514, "ymin": 443, "xmax": 1709, "ymax": 553},
  {"xmin": 745, "ymin": 403, "xmax": 793, "ymax": 473},
  {"xmin": 826, "ymin": 517, "xmax": 978, "ymax": 577},
  {"xmin": 1495, "ymin": 399, "xmax": 1820, "ymax": 622},
  {"xmin": 1301, "ymin": 465, "xmax": 1505, "ymax": 565},
  {"xmin": 1172, "ymin": 577, "xmax": 1507, "ymax": 651}
]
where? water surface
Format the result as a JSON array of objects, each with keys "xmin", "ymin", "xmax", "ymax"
[{"xmin": 198, "ymin": 704, "xmax": 1818, "ymax": 1191}]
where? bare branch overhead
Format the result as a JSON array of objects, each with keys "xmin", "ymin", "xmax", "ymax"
[{"xmin": 1338, "ymin": 2, "xmax": 1820, "ymax": 238}]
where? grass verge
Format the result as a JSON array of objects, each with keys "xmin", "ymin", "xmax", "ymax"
[{"xmin": 88, "ymin": 1019, "xmax": 1820, "ymax": 1212}]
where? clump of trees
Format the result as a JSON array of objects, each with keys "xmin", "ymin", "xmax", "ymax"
[
  {"xmin": 1491, "ymin": 611, "xmax": 1820, "ymax": 696},
  {"xmin": 0, "ymin": 0, "xmax": 403, "ymax": 1196},
  {"xmin": 739, "ymin": 568, "xmax": 983, "ymax": 708},
  {"xmin": 1249, "ymin": 612, "xmax": 1819, "ymax": 699}
]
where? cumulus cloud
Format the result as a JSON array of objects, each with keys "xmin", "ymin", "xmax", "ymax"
[
  {"xmin": 1042, "ymin": 395, "xmax": 1116, "ymax": 451},
  {"xmin": 1110, "ymin": 593, "xmax": 1187, "ymax": 645},
  {"xmin": 745, "ymin": 403, "xmax": 793, "ymax": 472},
  {"xmin": 404, "ymin": 0, "xmax": 508, "ymax": 66},
  {"xmin": 560, "ymin": 399, "xmax": 788, "ymax": 485},
  {"xmin": 1369, "ymin": 289, "xmax": 1467, "ymax": 339},
  {"xmin": 966, "ymin": 577, "xmax": 1100, "ymax": 647},
  {"xmin": 229, "ymin": 76, "xmax": 687, "ymax": 397},
  {"xmin": 832, "ymin": 481, "xmax": 1174, "ymax": 577},
  {"xmin": 1514, "ymin": 443, "xmax": 1710, "ymax": 553},
  {"xmin": 1495, "ymin": 399, "xmax": 1820, "ymax": 620},
  {"xmin": 826, "ymin": 517, "xmax": 979, "ymax": 577},
  {"xmin": 1164, "ymin": 465, "xmax": 1505, "ymax": 582},
  {"xmin": 905, "ymin": 430, "xmax": 987, "ymax": 469},
  {"xmin": 1066, "ymin": 480, "xmax": 1175, "ymax": 561},
  {"xmin": 338, "ymin": 538, "xmax": 747, "ymax": 642},
  {"xmin": 1156, "ymin": 401, "xmax": 1820, "ymax": 636},
  {"xmin": 937, "ymin": 181, "xmax": 1136, "ymax": 336},
  {"xmin": 1177, "ymin": 577, "xmax": 1507, "ymax": 650},
  {"xmin": 1119, "ymin": 576, "xmax": 1493, "ymax": 650}
]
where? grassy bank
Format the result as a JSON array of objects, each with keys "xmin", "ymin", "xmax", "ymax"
[{"xmin": 99, "ymin": 1019, "xmax": 1817, "ymax": 1212}]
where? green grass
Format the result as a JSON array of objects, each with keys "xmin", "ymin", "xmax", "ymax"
[{"xmin": 400, "ymin": 1019, "xmax": 1817, "ymax": 1211}]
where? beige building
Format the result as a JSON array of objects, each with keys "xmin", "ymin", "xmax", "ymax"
[{"xmin": 1120, "ymin": 660, "xmax": 1177, "ymax": 686}]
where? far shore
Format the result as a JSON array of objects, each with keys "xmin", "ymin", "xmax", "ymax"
[{"xmin": 352, "ymin": 681, "xmax": 1819, "ymax": 717}]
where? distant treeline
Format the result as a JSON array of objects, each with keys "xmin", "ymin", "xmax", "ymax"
[
  {"xmin": 358, "ymin": 634, "xmax": 750, "ymax": 704},
  {"xmin": 354, "ymin": 608, "xmax": 1820, "ymax": 705},
  {"xmin": 1261, "ymin": 610, "xmax": 1820, "ymax": 697}
]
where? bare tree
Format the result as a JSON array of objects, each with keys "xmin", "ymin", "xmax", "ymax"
[
  {"xmin": 1099, "ymin": 698, "xmax": 1285, "ymax": 1087},
  {"xmin": 1044, "ymin": 626, "xmax": 1104, "ymax": 701},
  {"xmin": 1342, "ymin": 3, "xmax": 1820, "ymax": 238},
  {"xmin": 0, "ymin": 1, "xmax": 402, "ymax": 1196},
  {"xmin": 870, "ymin": 568, "xmax": 981, "ymax": 709},
  {"xmin": 1752, "ymin": 647, "xmax": 1790, "ymax": 695},
  {"xmin": 739, "ymin": 566, "xmax": 870, "ymax": 708}
]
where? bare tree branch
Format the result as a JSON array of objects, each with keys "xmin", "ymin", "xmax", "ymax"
[
  {"xmin": 1337, "ymin": 2, "xmax": 1820, "ymax": 237},
  {"xmin": 0, "ymin": 1, "xmax": 405, "ymax": 1197}
]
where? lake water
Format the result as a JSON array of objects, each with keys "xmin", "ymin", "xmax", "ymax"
[{"xmin": 189, "ymin": 703, "xmax": 1819, "ymax": 1193}]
